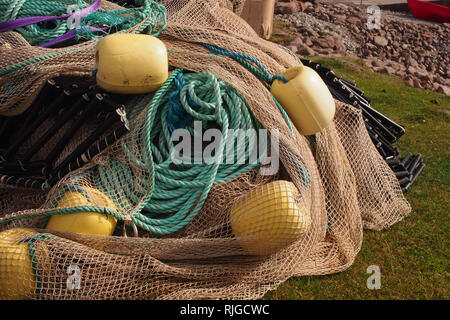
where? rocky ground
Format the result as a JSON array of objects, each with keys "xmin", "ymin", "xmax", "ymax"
[{"xmin": 273, "ymin": 0, "xmax": 449, "ymax": 95}]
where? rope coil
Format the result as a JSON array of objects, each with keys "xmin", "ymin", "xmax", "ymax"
[
  {"xmin": 0, "ymin": 0, "xmax": 167, "ymax": 46},
  {"xmin": 107, "ymin": 69, "xmax": 269, "ymax": 235}
]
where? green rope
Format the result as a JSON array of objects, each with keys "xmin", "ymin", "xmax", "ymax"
[
  {"xmin": 95, "ymin": 69, "xmax": 268, "ymax": 235},
  {"xmin": 20, "ymin": 233, "xmax": 53, "ymax": 297},
  {"xmin": 200, "ymin": 43, "xmax": 297, "ymax": 139},
  {"xmin": 0, "ymin": 0, "xmax": 167, "ymax": 46},
  {"xmin": 0, "ymin": 205, "xmax": 122, "ymax": 227},
  {"xmin": 0, "ymin": 47, "xmax": 84, "ymax": 77}
]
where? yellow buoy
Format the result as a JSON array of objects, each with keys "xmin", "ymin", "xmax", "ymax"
[
  {"xmin": 229, "ymin": 180, "xmax": 311, "ymax": 255},
  {"xmin": 46, "ymin": 186, "xmax": 117, "ymax": 236},
  {"xmin": 0, "ymin": 228, "xmax": 42, "ymax": 299},
  {"xmin": 95, "ymin": 33, "xmax": 169, "ymax": 94},
  {"xmin": 270, "ymin": 66, "xmax": 335, "ymax": 136}
]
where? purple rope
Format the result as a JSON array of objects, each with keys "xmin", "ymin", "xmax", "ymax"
[
  {"xmin": 0, "ymin": 0, "xmax": 102, "ymax": 33},
  {"xmin": 39, "ymin": 26, "xmax": 107, "ymax": 48},
  {"xmin": 0, "ymin": 0, "xmax": 106, "ymax": 47}
]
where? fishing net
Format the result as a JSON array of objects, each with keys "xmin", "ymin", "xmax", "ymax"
[{"xmin": 0, "ymin": 0, "xmax": 411, "ymax": 300}]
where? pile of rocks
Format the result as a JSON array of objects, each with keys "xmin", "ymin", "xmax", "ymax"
[{"xmin": 274, "ymin": 1, "xmax": 449, "ymax": 94}]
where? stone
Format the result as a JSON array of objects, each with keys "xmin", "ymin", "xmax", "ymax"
[
  {"xmin": 286, "ymin": 45, "xmax": 298, "ymax": 53},
  {"xmin": 430, "ymin": 99, "xmax": 440, "ymax": 105},
  {"xmin": 302, "ymin": 26, "xmax": 318, "ymax": 37},
  {"xmin": 415, "ymin": 69, "xmax": 431, "ymax": 82},
  {"xmin": 372, "ymin": 66, "xmax": 384, "ymax": 73},
  {"xmin": 406, "ymin": 56, "xmax": 419, "ymax": 68},
  {"xmin": 373, "ymin": 36, "xmax": 388, "ymax": 47},
  {"xmin": 299, "ymin": 1, "xmax": 312, "ymax": 11},
  {"xmin": 297, "ymin": 44, "xmax": 316, "ymax": 56},
  {"xmin": 320, "ymin": 13, "xmax": 330, "ymax": 22},
  {"xmin": 314, "ymin": 3, "xmax": 324, "ymax": 12},
  {"xmin": 272, "ymin": 1, "xmax": 447, "ymax": 95},
  {"xmin": 407, "ymin": 66, "xmax": 417, "ymax": 75},
  {"xmin": 289, "ymin": 36, "xmax": 304, "ymax": 47},
  {"xmin": 275, "ymin": 2, "xmax": 299, "ymax": 15},
  {"xmin": 334, "ymin": 3, "xmax": 349, "ymax": 10},
  {"xmin": 381, "ymin": 66, "xmax": 395, "ymax": 75},
  {"xmin": 437, "ymin": 85, "xmax": 450, "ymax": 96},
  {"xmin": 313, "ymin": 37, "xmax": 333, "ymax": 48},
  {"xmin": 404, "ymin": 77, "xmax": 415, "ymax": 87},
  {"xmin": 371, "ymin": 59, "xmax": 383, "ymax": 67},
  {"xmin": 334, "ymin": 14, "xmax": 346, "ymax": 23},
  {"xmin": 413, "ymin": 79, "xmax": 422, "ymax": 89},
  {"xmin": 304, "ymin": 37, "xmax": 313, "ymax": 46},
  {"xmin": 347, "ymin": 15, "xmax": 361, "ymax": 26}
]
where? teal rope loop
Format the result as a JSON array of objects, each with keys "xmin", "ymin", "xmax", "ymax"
[
  {"xmin": 37, "ymin": 183, "xmax": 123, "ymax": 229},
  {"xmin": 200, "ymin": 44, "xmax": 315, "ymax": 197},
  {"xmin": 166, "ymin": 72, "xmax": 198, "ymax": 132},
  {"xmin": 96, "ymin": 69, "xmax": 269, "ymax": 236},
  {"xmin": 201, "ymin": 43, "xmax": 288, "ymax": 85},
  {"xmin": 200, "ymin": 43, "xmax": 297, "ymax": 139},
  {"xmin": 0, "ymin": 0, "xmax": 167, "ymax": 46},
  {"xmin": 20, "ymin": 233, "xmax": 53, "ymax": 296}
]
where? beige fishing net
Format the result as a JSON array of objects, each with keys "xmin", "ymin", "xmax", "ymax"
[{"xmin": 0, "ymin": 0, "xmax": 410, "ymax": 300}]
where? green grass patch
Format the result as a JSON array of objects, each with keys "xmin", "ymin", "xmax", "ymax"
[
  {"xmin": 263, "ymin": 55, "xmax": 450, "ymax": 300},
  {"xmin": 269, "ymin": 20, "xmax": 297, "ymax": 45}
]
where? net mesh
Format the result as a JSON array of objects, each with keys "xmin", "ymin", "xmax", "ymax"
[{"xmin": 0, "ymin": 0, "xmax": 411, "ymax": 300}]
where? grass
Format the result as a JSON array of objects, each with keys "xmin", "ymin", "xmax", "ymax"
[
  {"xmin": 269, "ymin": 19, "xmax": 297, "ymax": 45},
  {"xmin": 262, "ymin": 55, "xmax": 450, "ymax": 299}
]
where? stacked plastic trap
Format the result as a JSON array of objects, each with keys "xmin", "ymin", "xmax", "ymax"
[
  {"xmin": 301, "ymin": 59, "xmax": 425, "ymax": 192},
  {"xmin": 0, "ymin": 77, "xmax": 131, "ymax": 190}
]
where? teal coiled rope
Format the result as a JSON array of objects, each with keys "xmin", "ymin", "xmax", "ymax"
[
  {"xmin": 201, "ymin": 43, "xmax": 296, "ymax": 137},
  {"xmin": 201, "ymin": 44, "xmax": 313, "ymax": 188},
  {"xmin": 96, "ymin": 69, "xmax": 269, "ymax": 235},
  {"xmin": 0, "ymin": 0, "xmax": 167, "ymax": 46}
]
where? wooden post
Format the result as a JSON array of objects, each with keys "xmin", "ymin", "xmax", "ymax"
[{"xmin": 240, "ymin": 0, "xmax": 276, "ymax": 39}]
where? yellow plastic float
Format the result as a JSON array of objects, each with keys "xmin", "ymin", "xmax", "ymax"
[
  {"xmin": 229, "ymin": 180, "xmax": 311, "ymax": 255},
  {"xmin": 271, "ymin": 66, "xmax": 336, "ymax": 135},
  {"xmin": 95, "ymin": 33, "xmax": 168, "ymax": 94},
  {"xmin": 46, "ymin": 186, "xmax": 117, "ymax": 236},
  {"xmin": 0, "ymin": 228, "xmax": 45, "ymax": 300}
]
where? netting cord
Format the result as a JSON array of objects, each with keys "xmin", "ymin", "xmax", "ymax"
[
  {"xmin": 20, "ymin": 233, "xmax": 53, "ymax": 296},
  {"xmin": 0, "ymin": 47, "xmax": 85, "ymax": 77}
]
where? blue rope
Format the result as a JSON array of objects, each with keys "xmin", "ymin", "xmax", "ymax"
[
  {"xmin": 166, "ymin": 72, "xmax": 200, "ymax": 132},
  {"xmin": 201, "ymin": 43, "xmax": 288, "ymax": 85},
  {"xmin": 271, "ymin": 74, "xmax": 289, "ymax": 83}
]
